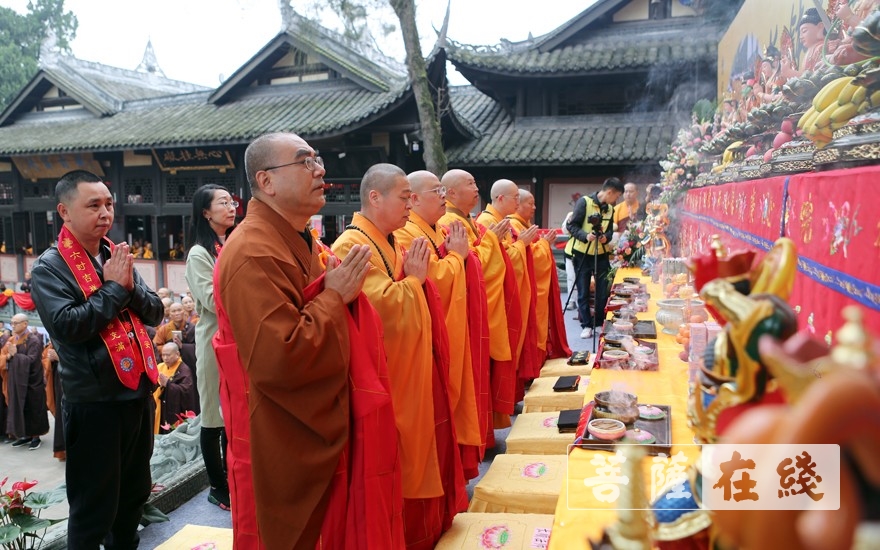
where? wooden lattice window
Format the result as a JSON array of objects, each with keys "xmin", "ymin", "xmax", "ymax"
[
  {"xmin": 0, "ymin": 182, "xmax": 13, "ymax": 205},
  {"xmin": 124, "ymin": 177, "xmax": 154, "ymax": 204},
  {"xmin": 165, "ymin": 175, "xmax": 200, "ymax": 204}
]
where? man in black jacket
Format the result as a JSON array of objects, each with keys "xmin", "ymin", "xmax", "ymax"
[
  {"xmin": 31, "ymin": 170, "xmax": 164, "ymax": 550},
  {"xmin": 564, "ymin": 177, "xmax": 624, "ymax": 339}
]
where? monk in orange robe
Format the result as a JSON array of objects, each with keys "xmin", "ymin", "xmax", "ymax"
[
  {"xmin": 215, "ymin": 132, "xmax": 403, "ymax": 549},
  {"xmin": 439, "ymin": 170, "xmax": 519, "ymax": 430},
  {"xmin": 394, "ymin": 170, "xmax": 483, "ymax": 478},
  {"xmin": 479, "ymin": 179, "xmax": 541, "ymax": 389},
  {"xmin": 332, "ymin": 164, "xmax": 466, "ymax": 549}
]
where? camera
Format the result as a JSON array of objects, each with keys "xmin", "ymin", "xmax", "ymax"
[{"xmin": 587, "ymin": 213, "xmax": 604, "ymax": 234}]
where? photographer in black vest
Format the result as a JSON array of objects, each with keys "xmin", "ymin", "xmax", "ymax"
[{"xmin": 564, "ymin": 177, "xmax": 624, "ymax": 339}]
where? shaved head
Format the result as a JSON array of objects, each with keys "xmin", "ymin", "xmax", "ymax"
[
  {"xmin": 490, "ymin": 178, "xmax": 520, "ymax": 216},
  {"xmin": 441, "ymin": 169, "xmax": 479, "ymax": 212},
  {"xmin": 360, "ymin": 163, "xmax": 406, "ymax": 204},
  {"xmin": 407, "ymin": 170, "xmax": 438, "ymax": 194},
  {"xmin": 490, "ymin": 179, "xmax": 517, "ymax": 202},
  {"xmin": 517, "ymin": 189, "xmax": 536, "ymax": 222},
  {"xmin": 408, "ymin": 170, "xmax": 446, "ymax": 225},
  {"xmin": 360, "ymin": 163, "xmax": 411, "ymax": 236}
]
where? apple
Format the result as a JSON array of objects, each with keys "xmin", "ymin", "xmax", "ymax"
[
  {"xmin": 746, "ymin": 145, "xmax": 757, "ymax": 157},
  {"xmin": 773, "ymin": 131, "xmax": 793, "ymax": 149},
  {"xmin": 764, "ymin": 149, "xmax": 774, "ymax": 162},
  {"xmin": 781, "ymin": 119, "xmax": 794, "ymax": 135}
]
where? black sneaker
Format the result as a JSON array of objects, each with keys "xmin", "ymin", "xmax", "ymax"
[
  {"xmin": 11, "ymin": 437, "xmax": 30, "ymax": 448},
  {"xmin": 28, "ymin": 438, "xmax": 41, "ymax": 451}
]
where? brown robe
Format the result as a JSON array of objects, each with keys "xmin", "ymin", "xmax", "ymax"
[
  {"xmin": 1, "ymin": 331, "xmax": 48, "ymax": 438},
  {"xmin": 216, "ymin": 198, "xmax": 350, "ymax": 550}
]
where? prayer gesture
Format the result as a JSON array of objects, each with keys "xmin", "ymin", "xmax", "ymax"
[
  {"xmin": 325, "ymin": 244, "xmax": 371, "ymax": 304},
  {"xmin": 404, "ymin": 237, "xmax": 430, "ymax": 284},
  {"xmin": 490, "ymin": 218, "xmax": 511, "ymax": 239},
  {"xmin": 519, "ymin": 224, "xmax": 540, "ymax": 245},
  {"xmin": 444, "ymin": 220, "xmax": 469, "ymax": 258},
  {"xmin": 542, "ymin": 230, "xmax": 557, "ymax": 245},
  {"xmin": 104, "ymin": 243, "xmax": 134, "ymax": 291}
]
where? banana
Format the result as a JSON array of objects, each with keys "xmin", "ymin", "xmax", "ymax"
[
  {"xmin": 851, "ymin": 85, "xmax": 868, "ymax": 106},
  {"xmin": 813, "ymin": 102, "xmax": 838, "ymax": 129},
  {"xmin": 830, "ymin": 102, "xmax": 859, "ymax": 124},
  {"xmin": 870, "ymin": 90, "xmax": 880, "ymax": 107},
  {"xmin": 798, "ymin": 107, "xmax": 818, "ymax": 130},
  {"xmin": 836, "ymin": 81, "xmax": 861, "ymax": 105},
  {"xmin": 813, "ymin": 76, "xmax": 855, "ymax": 111},
  {"xmin": 858, "ymin": 100, "xmax": 871, "ymax": 114}
]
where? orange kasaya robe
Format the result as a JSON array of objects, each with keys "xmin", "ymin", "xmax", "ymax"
[
  {"xmin": 214, "ymin": 199, "xmax": 403, "ymax": 550},
  {"xmin": 478, "ymin": 206, "xmax": 536, "ymax": 405},
  {"xmin": 333, "ymin": 213, "xmax": 465, "ymax": 548},
  {"xmin": 395, "ymin": 212, "xmax": 481, "ymax": 451},
  {"xmin": 509, "ymin": 214, "xmax": 549, "ymax": 357},
  {"xmin": 539, "ymin": 239, "xmax": 572, "ymax": 359},
  {"xmin": 508, "ymin": 216, "xmax": 572, "ymax": 361},
  {"xmin": 440, "ymin": 205, "xmax": 520, "ymax": 418}
]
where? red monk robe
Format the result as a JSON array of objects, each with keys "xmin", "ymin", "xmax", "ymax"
[
  {"xmin": 214, "ymin": 199, "xmax": 402, "ymax": 549},
  {"xmin": 461, "ymin": 249, "xmax": 492, "ymax": 473},
  {"xmin": 395, "ymin": 212, "xmax": 482, "ymax": 473},
  {"xmin": 440, "ymin": 206, "xmax": 520, "ymax": 419},
  {"xmin": 333, "ymin": 213, "xmax": 465, "ymax": 548}
]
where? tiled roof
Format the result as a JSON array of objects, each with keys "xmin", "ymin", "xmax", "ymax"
[
  {"xmin": 49, "ymin": 56, "xmax": 208, "ymax": 102},
  {"xmin": 445, "ymin": 87, "xmax": 679, "ymax": 166},
  {"xmin": 210, "ymin": 14, "xmax": 406, "ymax": 103},
  {"xmin": 446, "ymin": 18, "xmax": 720, "ymax": 75},
  {"xmin": 0, "ymin": 55, "xmax": 209, "ymax": 125},
  {"xmin": 0, "ymin": 80, "xmax": 408, "ymax": 155}
]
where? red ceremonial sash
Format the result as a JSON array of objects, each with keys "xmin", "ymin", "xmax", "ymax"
[{"xmin": 57, "ymin": 226, "xmax": 158, "ymax": 390}]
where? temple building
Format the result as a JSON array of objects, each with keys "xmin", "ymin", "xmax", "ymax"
[{"xmin": 0, "ymin": 0, "xmax": 735, "ymax": 291}]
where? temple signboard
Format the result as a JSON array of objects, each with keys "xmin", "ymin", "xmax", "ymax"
[{"xmin": 152, "ymin": 147, "xmax": 235, "ymax": 172}]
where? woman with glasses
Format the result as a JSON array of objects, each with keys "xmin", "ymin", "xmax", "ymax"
[{"xmin": 184, "ymin": 184, "xmax": 237, "ymax": 511}]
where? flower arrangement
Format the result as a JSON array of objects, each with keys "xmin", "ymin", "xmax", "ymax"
[
  {"xmin": 0, "ymin": 478, "xmax": 66, "ymax": 550},
  {"xmin": 612, "ymin": 220, "xmax": 647, "ymax": 268}
]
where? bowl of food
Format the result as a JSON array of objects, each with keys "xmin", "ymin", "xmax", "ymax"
[
  {"xmin": 612, "ymin": 321, "xmax": 634, "ymax": 334},
  {"xmin": 587, "ymin": 418, "xmax": 626, "ymax": 441}
]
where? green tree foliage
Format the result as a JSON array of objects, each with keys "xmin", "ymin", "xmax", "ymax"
[
  {"xmin": 298, "ymin": 0, "xmax": 447, "ymax": 175},
  {"xmin": 0, "ymin": 0, "xmax": 78, "ymax": 109}
]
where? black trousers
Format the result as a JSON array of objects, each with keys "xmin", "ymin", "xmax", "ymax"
[
  {"xmin": 63, "ymin": 397, "xmax": 153, "ymax": 550},
  {"xmin": 572, "ymin": 251, "xmax": 612, "ymax": 329}
]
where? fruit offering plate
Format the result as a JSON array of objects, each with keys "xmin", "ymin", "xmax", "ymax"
[
  {"xmin": 573, "ymin": 402, "xmax": 672, "ymax": 456},
  {"xmin": 602, "ymin": 319, "xmax": 657, "ymax": 339}
]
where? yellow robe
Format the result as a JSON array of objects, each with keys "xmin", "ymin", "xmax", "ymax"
[
  {"xmin": 509, "ymin": 214, "xmax": 552, "ymax": 353},
  {"xmin": 477, "ymin": 205, "xmax": 529, "ymax": 363},
  {"xmin": 439, "ymin": 205, "xmax": 512, "ymax": 363},
  {"xmin": 395, "ymin": 211, "xmax": 481, "ymax": 448},
  {"xmin": 333, "ymin": 213, "xmax": 441, "ymax": 499}
]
